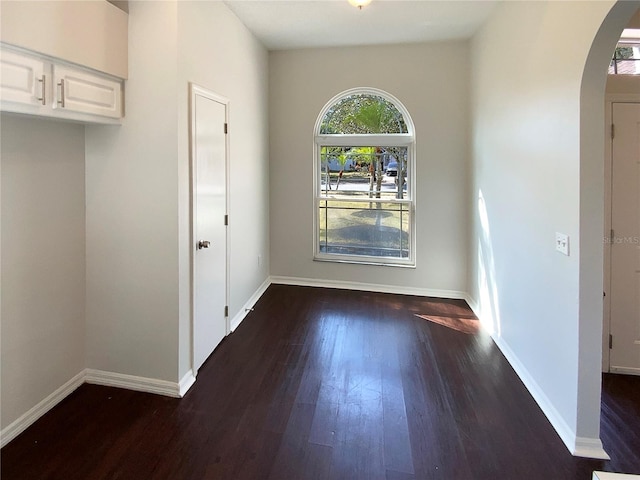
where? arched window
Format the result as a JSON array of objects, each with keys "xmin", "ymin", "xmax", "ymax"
[{"xmin": 314, "ymin": 88, "xmax": 416, "ymax": 266}]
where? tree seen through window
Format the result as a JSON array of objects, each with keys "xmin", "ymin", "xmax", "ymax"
[{"xmin": 314, "ymin": 89, "xmax": 415, "ymax": 265}]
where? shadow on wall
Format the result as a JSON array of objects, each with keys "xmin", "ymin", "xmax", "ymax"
[{"xmin": 477, "ymin": 189, "xmax": 502, "ymax": 337}]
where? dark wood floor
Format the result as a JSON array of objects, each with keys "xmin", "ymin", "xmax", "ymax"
[{"xmin": 2, "ymin": 285, "xmax": 639, "ymax": 479}]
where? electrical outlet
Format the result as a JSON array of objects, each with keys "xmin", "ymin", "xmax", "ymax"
[{"xmin": 556, "ymin": 232, "xmax": 570, "ymax": 256}]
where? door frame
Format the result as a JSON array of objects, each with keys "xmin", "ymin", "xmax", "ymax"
[
  {"xmin": 189, "ymin": 82, "xmax": 230, "ymax": 375},
  {"xmin": 603, "ymin": 93, "xmax": 640, "ymax": 372}
]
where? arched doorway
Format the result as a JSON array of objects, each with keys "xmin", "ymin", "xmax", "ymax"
[{"xmin": 578, "ymin": 0, "xmax": 639, "ymax": 458}]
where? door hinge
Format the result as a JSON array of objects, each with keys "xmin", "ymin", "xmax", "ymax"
[
  {"xmin": 611, "ymin": 123, "xmax": 615, "ymax": 140},
  {"xmin": 224, "ymin": 123, "xmax": 228, "ymax": 134},
  {"xmin": 224, "ymin": 214, "xmax": 228, "ymax": 226},
  {"xmin": 609, "ymin": 334, "xmax": 613, "ymax": 350},
  {"xmin": 611, "ymin": 228, "xmax": 614, "ymax": 241},
  {"xmin": 224, "ymin": 305, "xmax": 229, "ymax": 317}
]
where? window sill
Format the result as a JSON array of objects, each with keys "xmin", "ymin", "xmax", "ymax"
[{"xmin": 313, "ymin": 254, "xmax": 416, "ymax": 268}]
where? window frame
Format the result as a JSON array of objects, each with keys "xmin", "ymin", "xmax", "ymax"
[
  {"xmin": 609, "ymin": 29, "xmax": 640, "ymax": 75},
  {"xmin": 312, "ymin": 87, "xmax": 416, "ymax": 267}
]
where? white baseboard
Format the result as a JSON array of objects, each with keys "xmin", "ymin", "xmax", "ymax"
[
  {"xmin": 490, "ymin": 335, "xmax": 609, "ymax": 460},
  {"xmin": 270, "ymin": 275, "xmax": 469, "ymax": 301},
  {"xmin": 229, "ymin": 276, "xmax": 272, "ymax": 332},
  {"xmin": 85, "ymin": 369, "xmax": 182, "ymax": 398},
  {"xmin": 575, "ymin": 436, "xmax": 610, "ymax": 460},
  {"xmin": 464, "ymin": 293, "xmax": 480, "ymax": 318},
  {"xmin": 179, "ymin": 369, "xmax": 196, "ymax": 397},
  {"xmin": 0, "ymin": 370, "xmax": 85, "ymax": 448},
  {"xmin": 610, "ymin": 365, "xmax": 640, "ymax": 376}
]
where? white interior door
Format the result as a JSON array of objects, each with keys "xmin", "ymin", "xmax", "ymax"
[
  {"xmin": 610, "ymin": 102, "xmax": 640, "ymax": 376},
  {"xmin": 192, "ymin": 85, "xmax": 228, "ymax": 373}
]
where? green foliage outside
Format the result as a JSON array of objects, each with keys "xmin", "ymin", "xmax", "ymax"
[
  {"xmin": 614, "ymin": 46, "xmax": 634, "ymax": 60},
  {"xmin": 320, "ymin": 94, "xmax": 407, "ymax": 134}
]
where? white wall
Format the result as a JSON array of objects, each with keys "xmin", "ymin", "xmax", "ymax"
[
  {"xmin": 1, "ymin": 114, "xmax": 86, "ymax": 429},
  {"xmin": 85, "ymin": 0, "xmax": 270, "ymax": 383},
  {"xmin": 269, "ymin": 42, "xmax": 469, "ymax": 294},
  {"xmin": 469, "ymin": 0, "xmax": 624, "ymax": 457},
  {"xmin": 85, "ymin": 0, "xmax": 180, "ymax": 382},
  {"xmin": 0, "ymin": 0, "xmax": 128, "ymax": 78},
  {"xmin": 176, "ymin": 1, "xmax": 269, "ymax": 377}
]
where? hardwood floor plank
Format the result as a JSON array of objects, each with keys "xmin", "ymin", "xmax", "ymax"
[
  {"xmin": 267, "ymin": 401, "xmax": 316, "ymax": 479},
  {"xmin": 2, "ymin": 285, "xmax": 639, "ymax": 479}
]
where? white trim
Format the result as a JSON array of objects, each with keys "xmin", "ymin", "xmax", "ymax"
[
  {"xmin": 464, "ymin": 293, "xmax": 481, "ymax": 319},
  {"xmin": 0, "ymin": 370, "xmax": 85, "ymax": 448},
  {"xmin": 179, "ymin": 369, "xmax": 197, "ymax": 397},
  {"xmin": 270, "ymin": 275, "xmax": 468, "ymax": 300},
  {"xmin": 605, "ymin": 93, "xmax": 640, "ymax": 103},
  {"xmin": 574, "ymin": 437, "xmax": 611, "ymax": 460},
  {"xmin": 230, "ymin": 276, "xmax": 272, "ymax": 332},
  {"xmin": 85, "ymin": 369, "xmax": 182, "ymax": 398},
  {"xmin": 610, "ymin": 365, "xmax": 640, "ymax": 375},
  {"xmin": 315, "ymin": 133, "xmax": 414, "ymax": 147}
]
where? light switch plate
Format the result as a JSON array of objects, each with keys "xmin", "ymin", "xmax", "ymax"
[{"xmin": 556, "ymin": 232, "xmax": 570, "ymax": 256}]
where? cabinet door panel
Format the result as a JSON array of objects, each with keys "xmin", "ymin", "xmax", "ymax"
[
  {"xmin": 0, "ymin": 49, "xmax": 45, "ymax": 106},
  {"xmin": 53, "ymin": 64, "xmax": 121, "ymax": 118}
]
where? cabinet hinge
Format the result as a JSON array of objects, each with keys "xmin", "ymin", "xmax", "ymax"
[
  {"xmin": 224, "ymin": 214, "xmax": 228, "ymax": 226},
  {"xmin": 224, "ymin": 123, "xmax": 228, "ymax": 134},
  {"xmin": 609, "ymin": 334, "xmax": 613, "ymax": 350},
  {"xmin": 224, "ymin": 305, "xmax": 229, "ymax": 317},
  {"xmin": 611, "ymin": 124, "xmax": 615, "ymax": 140},
  {"xmin": 611, "ymin": 228, "xmax": 614, "ymax": 240}
]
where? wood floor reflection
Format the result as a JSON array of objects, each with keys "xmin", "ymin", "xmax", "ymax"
[{"xmin": 1, "ymin": 284, "xmax": 638, "ymax": 479}]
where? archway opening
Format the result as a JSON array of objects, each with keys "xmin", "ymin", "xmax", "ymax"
[{"xmin": 579, "ymin": 0, "xmax": 639, "ymax": 459}]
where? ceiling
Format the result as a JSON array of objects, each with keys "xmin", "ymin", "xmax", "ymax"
[{"xmin": 223, "ymin": 0, "xmax": 499, "ymax": 51}]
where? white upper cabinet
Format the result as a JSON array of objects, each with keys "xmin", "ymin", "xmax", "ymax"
[
  {"xmin": 53, "ymin": 64, "xmax": 122, "ymax": 119},
  {"xmin": 1, "ymin": 49, "xmax": 46, "ymax": 107},
  {"xmin": 0, "ymin": 46, "xmax": 124, "ymax": 124},
  {"xmin": 0, "ymin": 0, "xmax": 127, "ymax": 124}
]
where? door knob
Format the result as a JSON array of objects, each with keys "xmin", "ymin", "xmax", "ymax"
[{"xmin": 198, "ymin": 240, "xmax": 211, "ymax": 250}]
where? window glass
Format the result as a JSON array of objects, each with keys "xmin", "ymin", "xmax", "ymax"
[{"xmin": 314, "ymin": 90, "xmax": 415, "ymax": 266}]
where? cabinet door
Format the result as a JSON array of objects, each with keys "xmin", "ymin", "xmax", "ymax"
[
  {"xmin": 53, "ymin": 64, "xmax": 121, "ymax": 119},
  {"xmin": 0, "ymin": 49, "xmax": 46, "ymax": 106}
]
